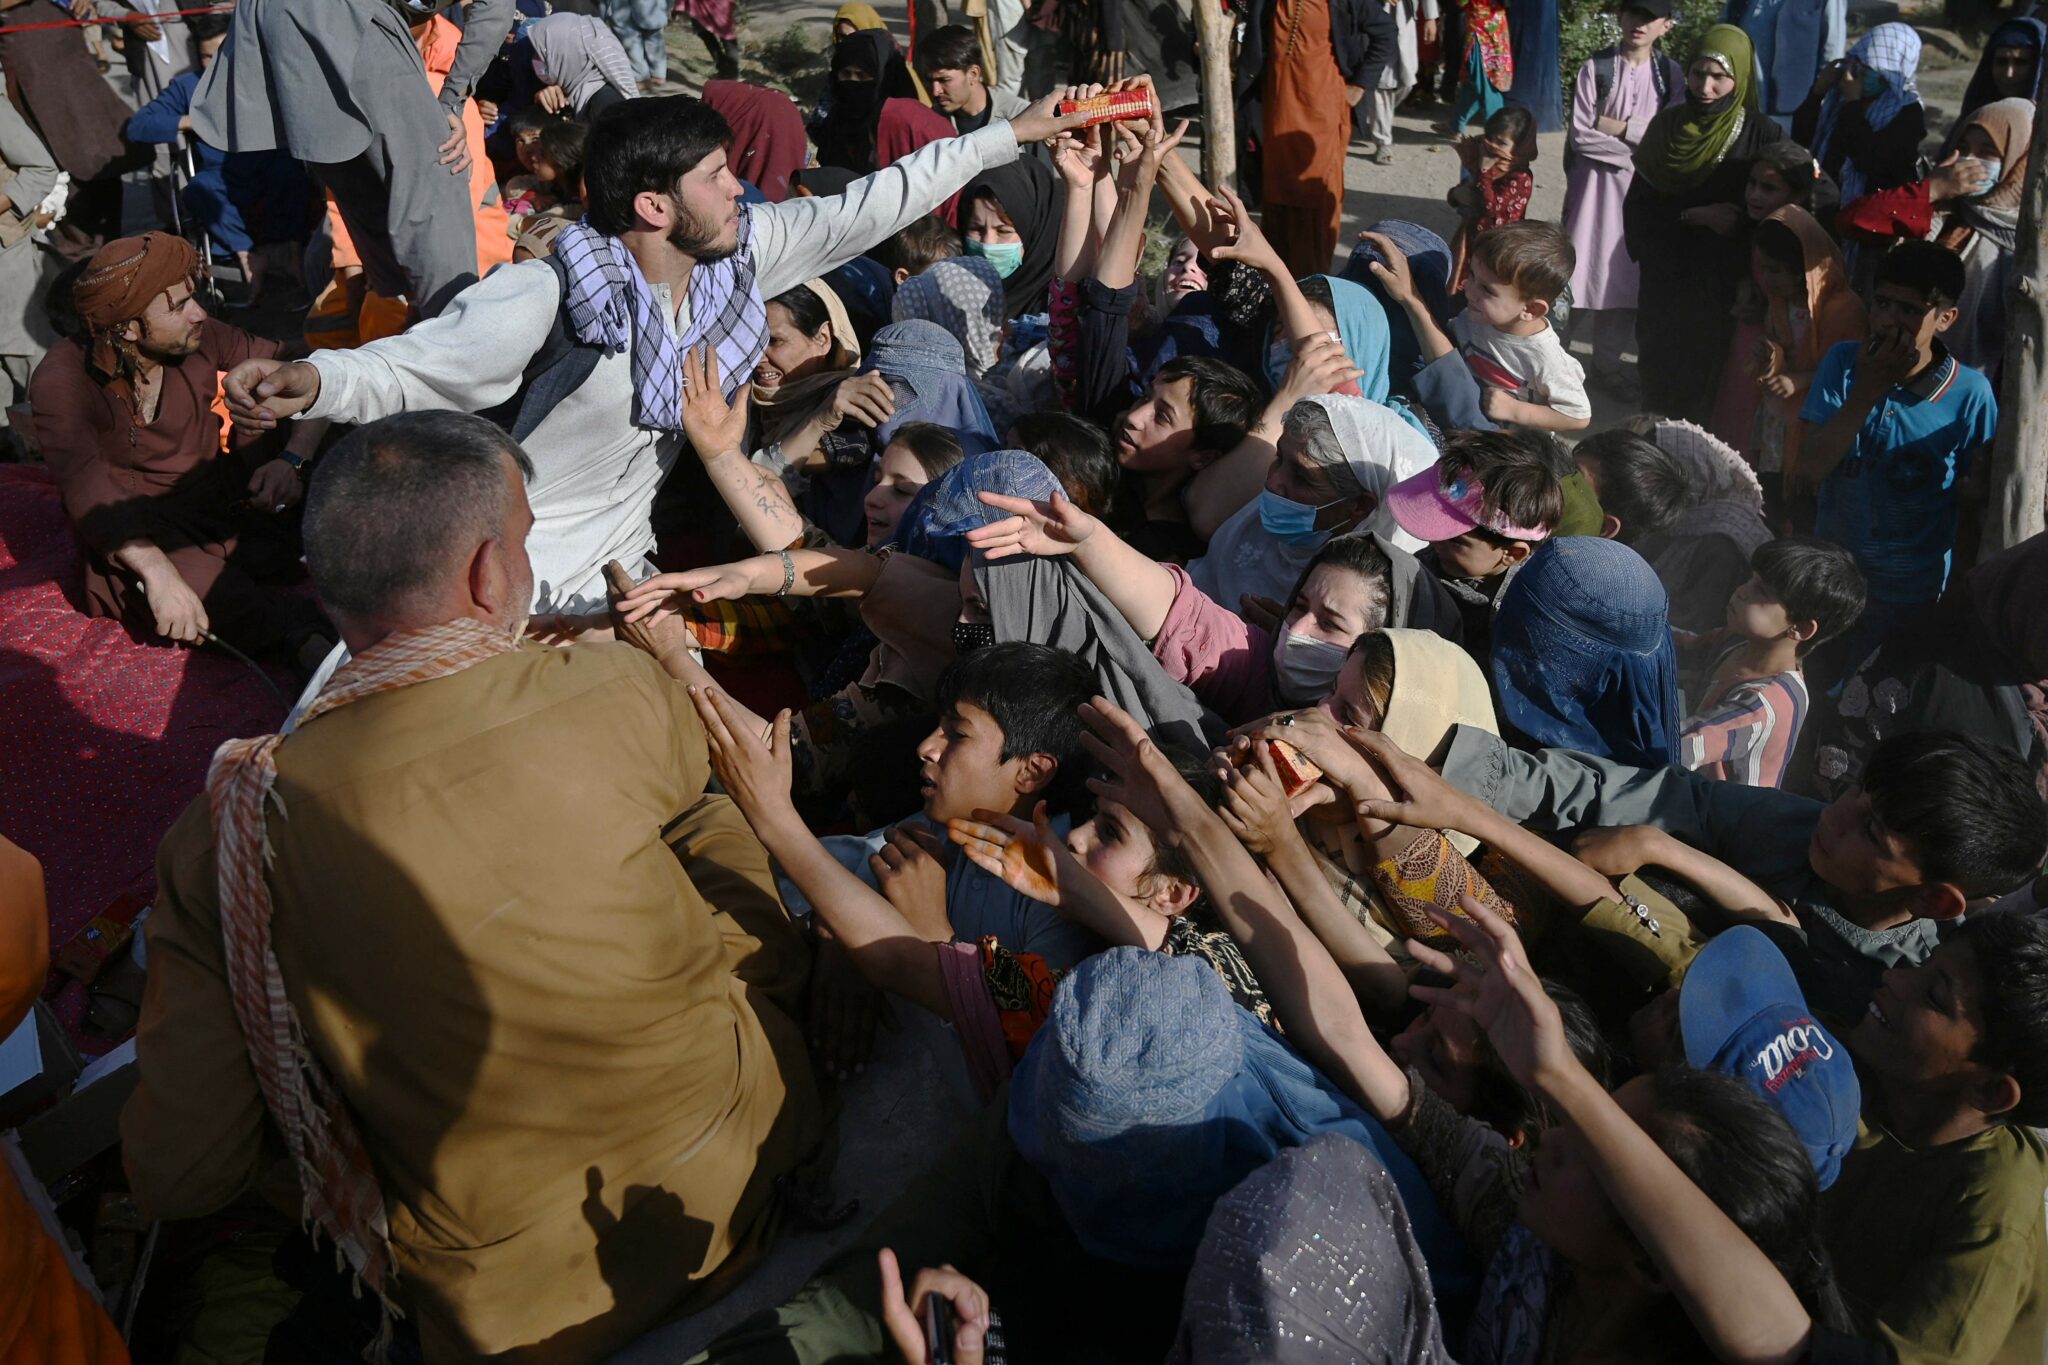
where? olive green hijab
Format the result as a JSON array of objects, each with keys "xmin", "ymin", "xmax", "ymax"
[{"xmin": 1634, "ymin": 25, "xmax": 1759, "ymax": 193}]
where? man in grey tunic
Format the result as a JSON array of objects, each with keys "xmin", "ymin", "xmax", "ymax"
[{"xmin": 190, "ymin": 0, "xmax": 515, "ymax": 318}]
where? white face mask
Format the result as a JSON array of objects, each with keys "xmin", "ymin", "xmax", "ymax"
[
  {"xmin": 1963, "ymin": 157, "xmax": 2004, "ymax": 196},
  {"xmin": 1271, "ymin": 629, "xmax": 1352, "ymax": 705}
]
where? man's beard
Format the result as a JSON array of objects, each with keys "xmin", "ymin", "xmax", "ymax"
[{"xmin": 668, "ymin": 205, "xmax": 738, "ymax": 262}]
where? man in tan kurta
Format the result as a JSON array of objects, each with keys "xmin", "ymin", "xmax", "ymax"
[{"xmin": 121, "ymin": 410, "xmax": 825, "ymax": 1363}]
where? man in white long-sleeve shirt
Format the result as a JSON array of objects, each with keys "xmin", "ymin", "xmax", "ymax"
[{"xmin": 223, "ymin": 93, "xmax": 1082, "ymax": 620}]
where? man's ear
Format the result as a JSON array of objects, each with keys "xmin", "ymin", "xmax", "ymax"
[
  {"xmin": 1600, "ymin": 512, "xmax": 1624, "ymax": 540},
  {"xmin": 119, "ymin": 318, "xmax": 142, "ymax": 344},
  {"xmin": 1916, "ymin": 881, "xmax": 1971, "ymax": 922},
  {"xmin": 468, "ymin": 536, "xmax": 508, "ymax": 619},
  {"xmin": 631, "ymin": 187, "xmax": 676, "ymax": 233},
  {"xmin": 1013, "ymin": 751, "xmax": 1059, "ymax": 797}
]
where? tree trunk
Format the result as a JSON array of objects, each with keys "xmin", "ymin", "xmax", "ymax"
[
  {"xmin": 1193, "ymin": 0, "xmax": 1236, "ymax": 188},
  {"xmin": 1986, "ymin": 88, "xmax": 2048, "ymax": 551}
]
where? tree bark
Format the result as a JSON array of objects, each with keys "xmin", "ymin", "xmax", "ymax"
[
  {"xmin": 1987, "ymin": 89, "xmax": 2048, "ymax": 551},
  {"xmin": 1193, "ymin": 0, "xmax": 1236, "ymax": 188}
]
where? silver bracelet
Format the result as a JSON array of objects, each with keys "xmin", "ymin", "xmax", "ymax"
[{"xmin": 775, "ymin": 549, "xmax": 795, "ymax": 597}]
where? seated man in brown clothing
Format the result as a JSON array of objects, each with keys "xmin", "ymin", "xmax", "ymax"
[
  {"xmin": 29, "ymin": 231, "xmax": 333, "ymax": 671},
  {"xmin": 122, "ymin": 411, "xmax": 827, "ymax": 1363}
]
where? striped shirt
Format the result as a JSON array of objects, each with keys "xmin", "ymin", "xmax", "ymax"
[{"xmin": 1681, "ymin": 652, "xmax": 1810, "ymax": 788}]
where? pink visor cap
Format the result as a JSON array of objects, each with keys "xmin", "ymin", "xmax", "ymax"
[{"xmin": 1386, "ymin": 462, "xmax": 1553, "ymax": 543}]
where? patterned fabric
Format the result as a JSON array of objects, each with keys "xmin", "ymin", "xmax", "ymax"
[
  {"xmin": 1465, "ymin": 0, "xmax": 1513, "ymax": 93},
  {"xmin": 1164, "ymin": 916, "xmax": 1276, "ymax": 1028},
  {"xmin": 1680, "ymin": 645, "xmax": 1810, "ymax": 788},
  {"xmin": 1372, "ymin": 831, "xmax": 1519, "ymax": 944},
  {"xmin": 1813, "ymin": 23, "xmax": 1922, "ymax": 202},
  {"xmin": 979, "ymin": 935, "xmax": 1063, "ymax": 1062},
  {"xmin": 1046, "ymin": 278, "xmax": 1084, "ymax": 410},
  {"xmin": 681, "ymin": 596, "xmax": 810, "ymax": 658},
  {"xmin": 205, "ymin": 618, "xmax": 520, "ymax": 1308},
  {"xmin": 552, "ymin": 217, "xmax": 767, "ymax": 429},
  {"xmin": 892, "ymin": 257, "xmax": 1006, "ymax": 379}
]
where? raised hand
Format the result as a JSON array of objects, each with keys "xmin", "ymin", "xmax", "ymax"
[
  {"xmin": 689, "ymin": 686, "xmax": 796, "ymax": 825},
  {"xmin": 682, "ymin": 346, "xmax": 752, "ymax": 459},
  {"xmin": 1215, "ymin": 742, "xmax": 1307, "ymax": 858},
  {"xmin": 1079, "ymin": 694, "xmax": 1214, "ymax": 837},
  {"xmin": 824, "ymin": 372, "xmax": 895, "ymax": 430},
  {"xmin": 1358, "ymin": 230, "xmax": 1419, "ymax": 307},
  {"xmin": 1010, "ymin": 87, "xmax": 1100, "ymax": 146},
  {"xmin": 1205, "ymin": 185, "xmax": 1289, "ymax": 280},
  {"xmin": 871, "ymin": 824, "xmax": 951, "ymax": 941},
  {"xmin": 964, "ymin": 488, "xmax": 1100, "ymax": 560},
  {"xmin": 1406, "ymin": 895, "xmax": 1573, "ymax": 1092},
  {"xmin": 948, "ymin": 801, "xmax": 1067, "ymax": 906},
  {"xmin": 1274, "ymin": 332, "xmax": 1363, "ymax": 406},
  {"xmin": 1343, "ymin": 727, "xmax": 1488, "ymax": 834}
]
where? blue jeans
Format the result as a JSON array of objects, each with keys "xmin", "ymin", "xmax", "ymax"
[{"xmin": 606, "ymin": 0, "xmax": 667, "ymax": 81}]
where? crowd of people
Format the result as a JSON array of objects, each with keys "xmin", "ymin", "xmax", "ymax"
[{"xmin": 3, "ymin": 0, "xmax": 2048, "ymax": 1363}]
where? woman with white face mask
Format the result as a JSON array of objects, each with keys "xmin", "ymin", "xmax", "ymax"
[{"xmin": 966, "ymin": 468, "xmax": 1465, "ymax": 725}]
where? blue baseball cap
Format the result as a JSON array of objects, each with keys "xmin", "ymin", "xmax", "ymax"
[{"xmin": 1681, "ymin": 927, "xmax": 1861, "ymax": 1189}]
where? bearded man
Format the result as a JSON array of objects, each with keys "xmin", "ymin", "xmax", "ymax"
[
  {"xmin": 29, "ymin": 232, "xmax": 333, "ymax": 670},
  {"xmin": 123, "ymin": 410, "xmax": 826, "ymax": 1363},
  {"xmin": 223, "ymin": 92, "xmax": 1088, "ymax": 624}
]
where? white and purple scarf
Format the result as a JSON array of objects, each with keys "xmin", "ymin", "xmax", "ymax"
[{"xmin": 552, "ymin": 214, "xmax": 767, "ymax": 429}]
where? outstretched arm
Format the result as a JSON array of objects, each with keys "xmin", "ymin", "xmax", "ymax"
[{"xmin": 966, "ymin": 488, "xmax": 1179, "ymax": 640}]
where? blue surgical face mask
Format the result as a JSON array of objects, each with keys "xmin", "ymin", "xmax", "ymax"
[
  {"xmin": 1858, "ymin": 67, "xmax": 1885, "ymax": 99},
  {"xmin": 1258, "ymin": 488, "xmax": 1346, "ymax": 545},
  {"xmin": 1964, "ymin": 157, "xmax": 2003, "ymax": 196},
  {"xmin": 966, "ymin": 238, "xmax": 1024, "ymax": 279}
]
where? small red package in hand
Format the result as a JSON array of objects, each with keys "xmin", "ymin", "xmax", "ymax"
[
  {"xmin": 1056, "ymin": 88, "xmax": 1157, "ymax": 129},
  {"xmin": 1266, "ymin": 740, "xmax": 1324, "ymax": 798}
]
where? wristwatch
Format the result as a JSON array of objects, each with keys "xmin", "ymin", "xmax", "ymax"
[{"xmin": 281, "ymin": 450, "xmax": 312, "ymax": 472}]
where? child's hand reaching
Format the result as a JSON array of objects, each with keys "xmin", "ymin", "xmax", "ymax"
[
  {"xmin": 1206, "ymin": 185, "xmax": 1289, "ymax": 281},
  {"xmin": 1357, "ymin": 230, "xmax": 1418, "ymax": 307},
  {"xmin": 948, "ymin": 802, "xmax": 1070, "ymax": 906}
]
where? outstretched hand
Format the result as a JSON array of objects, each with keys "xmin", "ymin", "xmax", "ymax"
[
  {"xmin": 949, "ymin": 801, "xmax": 1069, "ymax": 906},
  {"xmin": 682, "ymin": 346, "xmax": 752, "ymax": 460},
  {"xmin": 1405, "ymin": 894, "xmax": 1574, "ymax": 1092},
  {"xmin": 1215, "ymin": 741, "xmax": 1307, "ymax": 858},
  {"xmin": 689, "ymin": 686, "xmax": 796, "ymax": 827},
  {"xmin": 1205, "ymin": 185, "xmax": 1290, "ymax": 280},
  {"xmin": 1342, "ymin": 726, "xmax": 1487, "ymax": 834},
  {"xmin": 614, "ymin": 562, "xmax": 757, "ymax": 622},
  {"xmin": 965, "ymin": 488, "xmax": 1100, "ymax": 560},
  {"xmin": 1079, "ymin": 695, "xmax": 1214, "ymax": 838},
  {"xmin": 1358, "ymin": 230, "xmax": 1418, "ymax": 307},
  {"xmin": 223, "ymin": 358, "xmax": 321, "ymax": 431}
]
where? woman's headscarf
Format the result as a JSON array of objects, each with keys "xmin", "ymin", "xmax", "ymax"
[
  {"xmin": 1813, "ymin": 24, "xmax": 1921, "ymax": 202},
  {"xmin": 1961, "ymin": 18, "xmax": 2046, "ymax": 126},
  {"xmin": 1266, "ymin": 276, "xmax": 1396, "ymax": 404},
  {"xmin": 1168, "ymin": 1134, "xmax": 1454, "ymax": 1365},
  {"xmin": 1188, "ymin": 395, "xmax": 1440, "ymax": 610},
  {"xmin": 1634, "ymin": 25, "xmax": 1758, "ymax": 194},
  {"xmin": 1490, "ymin": 537, "xmax": 1682, "ymax": 769},
  {"xmin": 893, "ymin": 257, "xmax": 1005, "ymax": 378},
  {"xmin": 1381, "ymin": 627, "xmax": 1498, "ymax": 852},
  {"xmin": 1344, "ymin": 220, "xmax": 1455, "ymax": 388},
  {"xmin": 814, "ymin": 29, "xmax": 924, "ymax": 174},
  {"xmin": 527, "ymin": 14, "xmax": 638, "ymax": 114},
  {"xmin": 73, "ymin": 231, "xmax": 198, "ymax": 419},
  {"xmin": 703, "ymin": 80, "xmax": 807, "ymax": 202},
  {"xmin": 1949, "ymin": 96, "xmax": 2035, "ymax": 223},
  {"xmin": 864, "ymin": 318, "xmax": 1000, "ymax": 455},
  {"xmin": 833, "ymin": 1, "xmax": 887, "ymax": 30},
  {"xmin": 1755, "ymin": 209, "xmax": 1863, "ymax": 476},
  {"xmin": 1006, "ymin": 948, "xmax": 1471, "ymax": 1299},
  {"xmin": 960, "ymin": 158, "xmax": 1065, "ymax": 318}
]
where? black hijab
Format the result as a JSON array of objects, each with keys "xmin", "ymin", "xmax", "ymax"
[
  {"xmin": 961, "ymin": 158, "xmax": 1065, "ymax": 318},
  {"xmin": 814, "ymin": 30, "xmax": 920, "ymax": 174}
]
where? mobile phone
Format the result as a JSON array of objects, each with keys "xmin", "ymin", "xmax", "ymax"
[{"xmin": 924, "ymin": 1293, "xmax": 956, "ymax": 1365}]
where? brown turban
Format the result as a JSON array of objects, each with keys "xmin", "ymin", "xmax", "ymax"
[{"xmin": 73, "ymin": 231, "xmax": 199, "ymax": 414}]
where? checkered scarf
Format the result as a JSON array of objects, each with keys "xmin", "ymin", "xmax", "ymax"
[
  {"xmin": 206, "ymin": 618, "xmax": 520, "ymax": 1320},
  {"xmin": 552, "ymin": 216, "xmax": 767, "ymax": 430}
]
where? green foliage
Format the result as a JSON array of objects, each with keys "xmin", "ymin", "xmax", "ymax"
[{"xmin": 1558, "ymin": 0, "xmax": 1725, "ymax": 95}]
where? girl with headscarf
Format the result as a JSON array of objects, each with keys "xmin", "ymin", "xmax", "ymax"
[
  {"xmin": 1709, "ymin": 206, "xmax": 1863, "ymax": 494},
  {"xmin": 1954, "ymin": 17, "xmax": 2045, "ymax": 133},
  {"xmin": 702, "ymin": 81, "xmax": 807, "ymax": 201},
  {"xmin": 1836, "ymin": 96, "xmax": 2034, "ymax": 374},
  {"xmin": 960, "ymin": 158, "xmax": 1065, "ymax": 318},
  {"xmin": 1489, "ymin": 536, "xmax": 1682, "ymax": 768},
  {"xmin": 1625, "ymin": 25, "xmax": 1786, "ymax": 421},
  {"xmin": 527, "ymin": 14, "xmax": 640, "ymax": 117},
  {"xmin": 812, "ymin": 30, "xmax": 930, "ymax": 174},
  {"xmin": 892, "ymin": 256, "xmax": 1021, "ymax": 428},
  {"xmin": 1793, "ymin": 23, "xmax": 1924, "ymax": 205}
]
